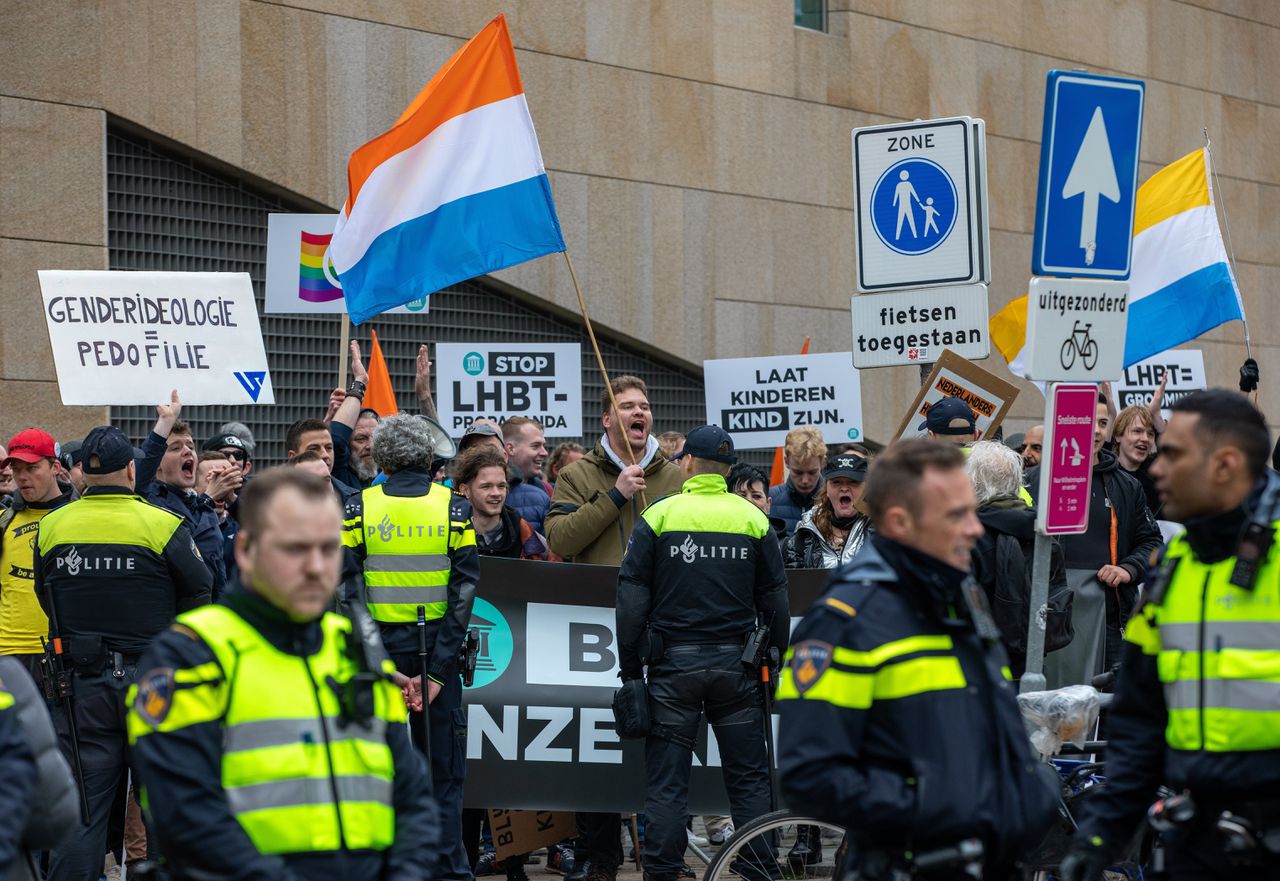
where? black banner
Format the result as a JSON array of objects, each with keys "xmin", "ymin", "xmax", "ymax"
[{"xmin": 461, "ymin": 558, "xmax": 829, "ymax": 812}]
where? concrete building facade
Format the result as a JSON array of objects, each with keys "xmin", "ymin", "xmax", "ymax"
[{"xmin": 2, "ymin": 1, "xmax": 1276, "ymax": 444}]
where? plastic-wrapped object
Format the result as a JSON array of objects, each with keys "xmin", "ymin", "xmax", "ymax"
[{"xmin": 1017, "ymin": 685, "xmax": 1101, "ymax": 759}]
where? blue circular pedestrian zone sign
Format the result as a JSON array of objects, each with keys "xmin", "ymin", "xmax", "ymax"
[{"xmin": 870, "ymin": 158, "xmax": 958, "ymax": 256}]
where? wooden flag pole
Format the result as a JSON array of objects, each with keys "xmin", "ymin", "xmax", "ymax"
[
  {"xmin": 339, "ymin": 317, "xmax": 352, "ymax": 389},
  {"xmin": 562, "ymin": 250, "xmax": 647, "ymax": 508}
]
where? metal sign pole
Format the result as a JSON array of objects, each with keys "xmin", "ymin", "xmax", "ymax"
[{"xmin": 1020, "ymin": 388, "xmax": 1056, "ymax": 694}]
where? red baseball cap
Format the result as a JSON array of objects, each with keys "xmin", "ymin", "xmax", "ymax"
[{"xmin": 4, "ymin": 429, "xmax": 59, "ymax": 466}]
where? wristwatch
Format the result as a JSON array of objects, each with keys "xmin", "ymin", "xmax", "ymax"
[{"xmin": 347, "ymin": 379, "xmax": 367, "ymax": 399}]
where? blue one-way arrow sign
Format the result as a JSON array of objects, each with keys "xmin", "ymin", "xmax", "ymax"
[{"xmin": 1032, "ymin": 70, "xmax": 1144, "ymax": 279}]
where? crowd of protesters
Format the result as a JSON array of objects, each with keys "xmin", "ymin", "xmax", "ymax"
[{"xmin": 0, "ymin": 338, "xmax": 1183, "ymax": 881}]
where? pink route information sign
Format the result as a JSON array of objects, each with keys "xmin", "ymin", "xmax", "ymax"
[{"xmin": 1036, "ymin": 383, "xmax": 1098, "ymax": 535}]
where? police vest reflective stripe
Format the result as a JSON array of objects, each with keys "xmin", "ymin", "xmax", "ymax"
[
  {"xmin": 0, "ymin": 689, "xmax": 12, "ymax": 710},
  {"xmin": 178, "ymin": 604, "xmax": 402, "ymax": 855},
  {"xmin": 1125, "ymin": 528, "xmax": 1280, "ymax": 752},
  {"xmin": 777, "ymin": 634, "xmax": 967, "ymax": 709},
  {"xmin": 359, "ymin": 484, "xmax": 454, "ymax": 624}
]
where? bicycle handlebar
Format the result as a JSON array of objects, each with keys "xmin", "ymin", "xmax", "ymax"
[{"xmin": 911, "ymin": 837, "xmax": 984, "ymax": 872}]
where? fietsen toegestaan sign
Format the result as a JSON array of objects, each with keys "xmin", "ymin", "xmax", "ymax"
[
  {"xmin": 435, "ymin": 343, "xmax": 582, "ymax": 437},
  {"xmin": 38, "ymin": 271, "xmax": 274, "ymax": 406},
  {"xmin": 1023, "ymin": 277, "xmax": 1130, "ymax": 383},
  {"xmin": 264, "ymin": 214, "xmax": 430, "ymax": 315},
  {"xmin": 702, "ymin": 352, "xmax": 863, "ymax": 449},
  {"xmin": 1113, "ymin": 349, "xmax": 1205, "ymax": 421},
  {"xmin": 895, "ymin": 349, "xmax": 1019, "ymax": 442},
  {"xmin": 850, "ymin": 284, "xmax": 990, "ymax": 368}
]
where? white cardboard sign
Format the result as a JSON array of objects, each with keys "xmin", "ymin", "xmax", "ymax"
[
  {"xmin": 436, "ymin": 343, "xmax": 582, "ymax": 437},
  {"xmin": 850, "ymin": 284, "xmax": 990, "ymax": 368},
  {"xmin": 1024, "ymin": 276, "xmax": 1130, "ymax": 382},
  {"xmin": 264, "ymin": 214, "xmax": 429, "ymax": 315},
  {"xmin": 39, "ymin": 271, "xmax": 275, "ymax": 406},
  {"xmin": 1113, "ymin": 349, "xmax": 1205, "ymax": 420},
  {"xmin": 703, "ymin": 352, "xmax": 863, "ymax": 449}
]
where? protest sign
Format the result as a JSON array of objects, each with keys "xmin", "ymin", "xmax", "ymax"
[
  {"xmin": 38, "ymin": 271, "xmax": 275, "ymax": 406},
  {"xmin": 1113, "ymin": 349, "xmax": 1205, "ymax": 420},
  {"xmin": 462, "ymin": 558, "xmax": 827, "ymax": 813},
  {"xmin": 264, "ymin": 214, "xmax": 429, "ymax": 315},
  {"xmin": 436, "ymin": 343, "xmax": 582, "ymax": 436},
  {"xmin": 488, "ymin": 810, "xmax": 576, "ymax": 861},
  {"xmin": 895, "ymin": 349, "xmax": 1018, "ymax": 441},
  {"xmin": 702, "ymin": 352, "xmax": 863, "ymax": 449}
]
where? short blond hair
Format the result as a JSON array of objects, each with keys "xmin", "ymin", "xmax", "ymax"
[{"xmin": 784, "ymin": 426, "xmax": 826, "ymax": 463}]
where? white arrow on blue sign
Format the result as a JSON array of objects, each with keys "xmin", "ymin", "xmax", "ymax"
[{"xmin": 1032, "ymin": 70, "xmax": 1144, "ymax": 280}]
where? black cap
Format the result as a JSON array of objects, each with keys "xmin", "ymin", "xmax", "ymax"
[
  {"xmin": 202, "ymin": 433, "xmax": 251, "ymax": 459},
  {"xmin": 459, "ymin": 422, "xmax": 502, "ymax": 447},
  {"xmin": 81, "ymin": 426, "xmax": 135, "ymax": 475},
  {"xmin": 918, "ymin": 396, "xmax": 977, "ymax": 436},
  {"xmin": 823, "ymin": 454, "xmax": 868, "ymax": 482},
  {"xmin": 673, "ymin": 425, "xmax": 737, "ymax": 464}
]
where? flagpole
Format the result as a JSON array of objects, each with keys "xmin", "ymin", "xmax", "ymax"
[
  {"xmin": 339, "ymin": 316, "xmax": 351, "ymax": 388},
  {"xmin": 562, "ymin": 250, "xmax": 647, "ymax": 508},
  {"xmin": 1204, "ymin": 128, "xmax": 1253, "ymax": 360}
]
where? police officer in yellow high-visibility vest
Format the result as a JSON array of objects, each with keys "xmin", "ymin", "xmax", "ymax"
[
  {"xmin": 341, "ymin": 414, "xmax": 479, "ymax": 881},
  {"xmin": 127, "ymin": 467, "xmax": 438, "ymax": 881},
  {"xmin": 1062, "ymin": 390, "xmax": 1280, "ymax": 881}
]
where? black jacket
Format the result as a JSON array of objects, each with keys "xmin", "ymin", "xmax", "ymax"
[
  {"xmin": 768, "ymin": 478, "xmax": 821, "ymax": 536},
  {"xmin": 0, "ymin": 675, "xmax": 35, "ymax": 879},
  {"xmin": 778, "ymin": 535, "xmax": 1058, "ymax": 870},
  {"xmin": 129, "ymin": 583, "xmax": 438, "ymax": 881},
  {"xmin": 1026, "ymin": 450, "xmax": 1162, "ymax": 616},
  {"xmin": 0, "ymin": 658, "xmax": 76, "ymax": 856},
  {"xmin": 972, "ymin": 500, "xmax": 1069, "ymax": 675},
  {"xmin": 616, "ymin": 474, "xmax": 789, "ymax": 680}
]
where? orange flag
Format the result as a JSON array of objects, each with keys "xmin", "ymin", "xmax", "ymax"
[
  {"xmin": 363, "ymin": 329, "xmax": 399, "ymax": 416},
  {"xmin": 769, "ymin": 336, "xmax": 810, "ymax": 487}
]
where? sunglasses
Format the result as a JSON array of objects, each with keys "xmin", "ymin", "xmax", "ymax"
[{"xmin": 220, "ymin": 448, "xmax": 249, "ymax": 463}]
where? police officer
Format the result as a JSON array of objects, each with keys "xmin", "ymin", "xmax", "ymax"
[
  {"xmin": 777, "ymin": 440, "xmax": 1057, "ymax": 880},
  {"xmin": 127, "ymin": 467, "xmax": 437, "ymax": 881},
  {"xmin": 616, "ymin": 425, "xmax": 789, "ymax": 881},
  {"xmin": 1061, "ymin": 390, "xmax": 1280, "ymax": 880},
  {"xmin": 0, "ymin": 674, "xmax": 36, "ymax": 880},
  {"xmin": 341, "ymin": 414, "xmax": 479, "ymax": 881},
  {"xmin": 34, "ymin": 426, "xmax": 211, "ymax": 881}
]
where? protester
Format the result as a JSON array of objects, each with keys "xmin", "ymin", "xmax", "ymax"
[
  {"xmin": 920, "ymin": 396, "xmax": 979, "ymax": 446},
  {"xmin": 1027, "ymin": 394, "xmax": 1162, "ymax": 683},
  {"xmin": 617, "ymin": 425, "xmax": 787, "ymax": 881},
  {"xmin": 213, "ymin": 421, "xmax": 256, "ymax": 459},
  {"xmin": 503, "ymin": 416, "xmax": 551, "ymax": 534},
  {"xmin": 288, "ymin": 449, "xmax": 333, "ymax": 479},
  {"xmin": 137, "ymin": 391, "xmax": 235, "ymax": 598},
  {"xmin": 458, "ymin": 420, "xmax": 506, "ymax": 459},
  {"xmin": 455, "ymin": 446, "xmax": 553, "ymax": 561},
  {"xmin": 1110, "ymin": 405, "xmax": 1161, "ymax": 515},
  {"xmin": 0, "ymin": 430, "xmax": 76, "ymax": 688},
  {"xmin": 200, "ymin": 432, "xmax": 253, "ymax": 479},
  {"xmin": 778, "ymin": 440, "xmax": 1058, "ymax": 878},
  {"xmin": 769, "ymin": 426, "xmax": 827, "ymax": 536},
  {"xmin": 965, "ymin": 441, "xmax": 1070, "ymax": 678},
  {"xmin": 1061, "ymin": 390, "xmax": 1280, "ymax": 880},
  {"xmin": 330, "ymin": 340, "xmax": 382, "ymax": 488},
  {"xmin": 656, "ymin": 431, "xmax": 685, "ymax": 460},
  {"xmin": 58, "ymin": 440, "xmax": 87, "ymax": 494},
  {"xmin": 0, "ymin": 446, "xmax": 15, "ymax": 502},
  {"xmin": 196, "ymin": 450, "xmax": 239, "ymax": 581},
  {"xmin": 546, "ymin": 442, "xmax": 585, "ymax": 488},
  {"xmin": 829, "ymin": 442, "xmax": 871, "ymax": 459},
  {"xmin": 785, "ymin": 455, "xmax": 871, "ymax": 569},
  {"xmin": 727, "ymin": 463, "xmax": 787, "ymax": 543},
  {"xmin": 128, "ymin": 467, "xmax": 438, "ymax": 881},
  {"xmin": 341, "ymin": 414, "xmax": 479, "ymax": 881},
  {"xmin": 545, "ymin": 376, "xmax": 682, "ymax": 881},
  {"xmin": 286, "ymin": 417, "xmax": 356, "ymax": 502},
  {"xmin": 1022, "ymin": 424, "xmax": 1044, "ymax": 468},
  {"xmin": 36, "ymin": 425, "xmax": 211, "ymax": 881}
]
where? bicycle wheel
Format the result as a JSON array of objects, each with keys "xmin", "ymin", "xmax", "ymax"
[
  {"xmin": 1082, "ymin": 339, "xmax": 1098, "ymax": 371},
  {"xmin": 1060, "ymin": 338, "xmax": 1077, "ymax": 370},
  {"xmin": 703, "ymin": 811, "xmax": 848, "ymax": 881}
]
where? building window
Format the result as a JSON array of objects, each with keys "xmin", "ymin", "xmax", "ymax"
[{"xmin": 795, "ymin": 0, "xmax": 826, "ymax": 32}]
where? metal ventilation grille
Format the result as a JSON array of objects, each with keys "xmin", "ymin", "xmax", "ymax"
[{"xmin": 106, "ymin": 128, "xmax": 715, "ymax": 466}]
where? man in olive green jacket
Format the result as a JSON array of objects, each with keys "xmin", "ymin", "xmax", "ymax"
[
  {"xmin": 544, "ymin": 374, "xmax": 683, "ymax": 881},
  {"xmin": 546, "ymin": 376, "xmax": 684, "ymax": 568}
]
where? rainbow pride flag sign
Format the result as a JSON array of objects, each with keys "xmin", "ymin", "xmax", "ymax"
[{"xmin": 265, "ymin": 214, "xmax": 428, "ymax": 315}]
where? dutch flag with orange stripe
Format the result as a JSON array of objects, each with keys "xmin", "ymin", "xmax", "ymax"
[{"xmin": 330, "ymin": 15, "xmax": 565, "ymax": 325}]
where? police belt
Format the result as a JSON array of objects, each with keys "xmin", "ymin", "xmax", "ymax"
[{"xmin": 1197, "ymin": 796, "xmax": 1280, "ymax": 830}]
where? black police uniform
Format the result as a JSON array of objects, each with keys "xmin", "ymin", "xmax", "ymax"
[
  {"xmin": 35, "ymin": 427, "xmax": 211, "ymax": 881},
  {"xmin": 617, "ymin": 445, "xmax": 789, "ymax": 881},
  {"xmin": 778, "ymin": 535, "xmax": 1058, "ymax": 879}
]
